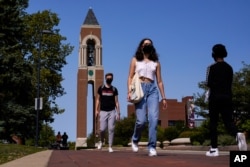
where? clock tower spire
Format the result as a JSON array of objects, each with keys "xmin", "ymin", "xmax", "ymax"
[{"xmin": 76, "ymin": 8, "xmax": 104, "ymax": 149}]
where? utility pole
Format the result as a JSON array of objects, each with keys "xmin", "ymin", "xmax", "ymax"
[{"xmin": 35, "ymin": 30, "xmax": 53, "ymax": 147}]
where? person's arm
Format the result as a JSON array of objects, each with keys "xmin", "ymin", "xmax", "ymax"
[
  {"xmin": 127, "ymin": 57, "xmax": 136, "ymax": 101},
  {"xmin": 155, "ymin": 61, "xmax": 167, "ymax": 109},
  {"xmin": 115, "ymin": 95, "xmax": 120, "ymax": 120},
  {"xmin": 95, "ymin": 91, "xmax": 101, "ymax": 118}
]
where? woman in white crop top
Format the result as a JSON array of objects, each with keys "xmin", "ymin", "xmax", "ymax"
[{"xmin": 127, "ymin": 38, "xmax": 167, "ymax": 156}]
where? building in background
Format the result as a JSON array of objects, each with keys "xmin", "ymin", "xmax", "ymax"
[
  {"xmin": 127, "ymin": 96, "xmax": 197, "ymax": 128},
  {"xmin": 194, "ymin": 109, "xmax": 208, "ymax": 127}
]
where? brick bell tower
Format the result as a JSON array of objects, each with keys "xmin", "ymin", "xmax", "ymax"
[{"xmin": 76, "ymin": 8, "xmax": 104, "ymax": 149}]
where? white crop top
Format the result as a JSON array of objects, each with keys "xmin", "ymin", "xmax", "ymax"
[{"xmin": 135, "ymin": 61, "xmax": 157, "ymax": 80}]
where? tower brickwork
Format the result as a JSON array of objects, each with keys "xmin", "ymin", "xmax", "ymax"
[{"xmin": 76, "ymin": 8, "xmax": 103, "ymax": 149}]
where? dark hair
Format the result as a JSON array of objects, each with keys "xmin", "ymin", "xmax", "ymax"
[
  {"xmin": 134, "ymin": 38, "xmax": 159, "ymax": 62},
  {"xmin": 105, "ymin": 73, "xmax": 113, "ymax": 78},
  {"xmin": 212, "ymin": 44, "xmax": 227, "ymax": 58}
]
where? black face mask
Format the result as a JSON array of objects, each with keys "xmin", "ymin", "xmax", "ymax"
[
  {"xmin": 143, "ymin": 45, "xmax": 153, "ymax": 54},
  {"xmin": 106, "ymin": 78, "xmax": 113, "ymax": 85}
]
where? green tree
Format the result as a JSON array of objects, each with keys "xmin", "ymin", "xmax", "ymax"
[
  {"xmin": 0, "ymin": 0, "xmax": 31, "ymax": 142},
  {"xmin": 23, "ymin": 10, "xmax": 74, "ymax": 120},
  {"xmin": 0, "ymin": 1, "xmax": 74, "ymax": 144},
  {"xmin": 38, "ymin": 123, "xmax": 55, "ymax": 147},
  {"xmin": 232, "ymin": 62, "xmax": 250, "ymax": 131}
]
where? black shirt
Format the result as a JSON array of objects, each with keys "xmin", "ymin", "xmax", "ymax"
[
  {"xmin": 206, "ymin": 61, "xmax": 233, "ymax": 100},
  {"xmin": 98, "ymin": 85, "xmax": 118, "ymax": 111}
]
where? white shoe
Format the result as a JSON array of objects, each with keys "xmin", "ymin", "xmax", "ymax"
[
  {"xmin": 108, "ymin": 147, "xmax": 113, "ymax": 153},
  {"xmin": 206, "ymin": 148, "xmax": 219, "ymax": 157},
  {"xmin": 97, "ymin": 141, "xmax": 102, "ymax": 150},
  {"xmin": 237, "ymin": 133, "xmax": 247, "ymax": 151},
  {"xmin": 131, "ymin": 141, "xmax": 138, "ymax": 152},
  {"xmin": 148, "ymin": 148, "xmax": 157, "ymax": 156}
]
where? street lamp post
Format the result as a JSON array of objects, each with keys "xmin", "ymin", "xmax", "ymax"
[{"xmin": 35, "ymin": 30, "xmax": 53, "ymax": 147}]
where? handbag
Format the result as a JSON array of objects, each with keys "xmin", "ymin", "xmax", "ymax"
[{"xmin": 129, "ymin": 72, "xmax": 144, "ymax": 103}]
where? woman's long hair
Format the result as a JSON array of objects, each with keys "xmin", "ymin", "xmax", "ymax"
[{"xmin": 134, "ymin": 38, "xmax": 159, "ymax": 62}]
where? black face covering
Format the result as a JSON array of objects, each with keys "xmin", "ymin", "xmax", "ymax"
[
  {"xmin": 143, "ymin": 45, "xmax": 153, "ymax": 54},
  {"xmin": 106, "ymin": 78, "xmax": 113, "ymax": 85}
]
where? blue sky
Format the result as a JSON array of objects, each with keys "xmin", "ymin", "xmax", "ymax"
[{"xmin": 27, "ymin": 0, "xmax": 250, "ymax": 141}]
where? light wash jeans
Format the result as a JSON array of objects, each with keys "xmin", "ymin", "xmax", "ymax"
[
  {"xmin": 99, "ymin": 109, "xmax": 116, "ymax": 147},
  {"xmin": 132, "ymin": 81, "xmax": 159, "ymax": 149}
]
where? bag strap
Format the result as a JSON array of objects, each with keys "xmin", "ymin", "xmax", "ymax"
[{"xmin": 101, "ymin": 84, "xmax": 115, "ymax": 92}]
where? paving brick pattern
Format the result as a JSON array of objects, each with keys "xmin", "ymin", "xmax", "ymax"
[{"xmin": 47, "ymin": 149, "xmax": 229, "ymax": 167}]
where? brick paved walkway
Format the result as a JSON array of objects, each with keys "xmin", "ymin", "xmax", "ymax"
[{"xmin": 47, "ymin": 149, "xmax": 229, "ymax": 167}]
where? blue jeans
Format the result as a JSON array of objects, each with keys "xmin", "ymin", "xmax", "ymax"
[{"xmin": 132, "ymin": 81, "xmax": 159, "ymax": 149}]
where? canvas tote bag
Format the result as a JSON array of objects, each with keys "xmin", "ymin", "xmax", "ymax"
[{"xmin": 129, "ymin": 72, "xmax": 144, "ymax": 103}]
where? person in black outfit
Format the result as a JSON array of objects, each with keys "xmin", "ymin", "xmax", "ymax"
[
  {"xmin": 61, "ymin": 132, "xmax": 68, "ymax": 147},
  {"xmin": 205, "ymin": 44, "xmax": 247, "ymax": 157}
]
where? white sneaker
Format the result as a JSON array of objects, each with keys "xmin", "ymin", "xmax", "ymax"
[
  {"xmin": 108, "ymin": 147, "xmax": 113, "ymax": 153},
  {"xmin": 97, "ymin": 141, "xmax": 102, "ymax": 150},
  {"xmin": 148, "ymin": 148, "xmax": 157, "ymax": 156},
  {"xmin": 237, "ymin": 133, "xmax": 247, "ymax": 151},
  {"xmin": 131, "ymin": 141, "xmax": 138, "ymax": 152},
  {"xmin": 206, "ymin": 148, "xmax": 219, "ymax": 157}
]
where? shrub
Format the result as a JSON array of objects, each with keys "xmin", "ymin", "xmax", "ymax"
[
  {"xmin": 87, "ymin": 133, "xmax": 96, "ymax": 148},
  {"xmin": 68, "ymin": 141, "xmax": 75, "ymax": 150},
  {"xmin": 202, "ymin": 135, "xmax": 236, "ymax": 146},
  {"xmin": 113, "ymin": 115, "xmax": 135, "ymax": 146},
  {"xmin": 157, "ymin": 126, "xmax": 165, "ymax": 142},
  {"xmin": 157, "ymin": 126, "xmax": 165, "ymax": 148},
  {"xmin": 179, "ymin": 128, "xmax": 208, "ymax": 145},
  {"xmin": 203, "ymin": 139, "xmax": 210, "ymax": 146},
  {"xmin": 218, "ymin": 134, "xmax": 236, "ymax": 146},
  {"xmin": 164, "ymin": 127, "xmax": 179, "ymax": 141},
  {"xmin": 190, "ymin": 131, "xmax": 205, "ymax": 145},
  {"xmin": 179, "ymin": 130, "xmax": 194, "ymax": 138}
]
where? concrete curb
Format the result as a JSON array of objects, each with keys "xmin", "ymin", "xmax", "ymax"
[{"xmin": 0, "ymin": 150, "xmax": 53, "ymax": 167}]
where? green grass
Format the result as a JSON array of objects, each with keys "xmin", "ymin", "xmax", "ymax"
[{"xmin": 0, "ymin": 144, "xmax": 46, "ymax": 165}]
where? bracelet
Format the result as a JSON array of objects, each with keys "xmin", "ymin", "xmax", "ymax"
[{"xmin": 162, "ymin": 98, "xmax": 167, "ymax": 101}]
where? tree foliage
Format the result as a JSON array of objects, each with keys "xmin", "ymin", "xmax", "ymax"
[
  {"xmin": 0, "ymin": 0, "xmax": 31, "ymax": 142},
  {"xmin": 232, "ymin": 63, "xmax": 250, "ymax": 131},
  {"xmin": 0, "ymin": 0, "xmax": 74, "ymax": 143}
]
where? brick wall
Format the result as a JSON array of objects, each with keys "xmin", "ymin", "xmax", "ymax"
[{"xmin": 127, "ymin": 96, "xmax": 193, "ymax": 128}]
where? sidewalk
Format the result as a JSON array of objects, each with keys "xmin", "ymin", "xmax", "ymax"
[
  {"xmin": 0, "ymin": 146, "xmax": 233, "ymax": 167},
  {"xmin": 0, "ymin": 150, "xmax": 52, "ymax": 167},
  {"xmin": 48, "ymin": 149, "xmax": 230, "ymax": 167}
]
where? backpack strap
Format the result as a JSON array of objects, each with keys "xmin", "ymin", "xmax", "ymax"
[
  {"xmin": 112, "ymin": 86, "xmax": 116, "ymax": 92},
  {"xmin": 101, "ymin": 84, "xmax": 115, "ymax": 92}
]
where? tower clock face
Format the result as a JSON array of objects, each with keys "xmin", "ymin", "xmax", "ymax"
[{"xmin": 88, "ymin": 70, "xmax": 94, "ymax": 76}]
